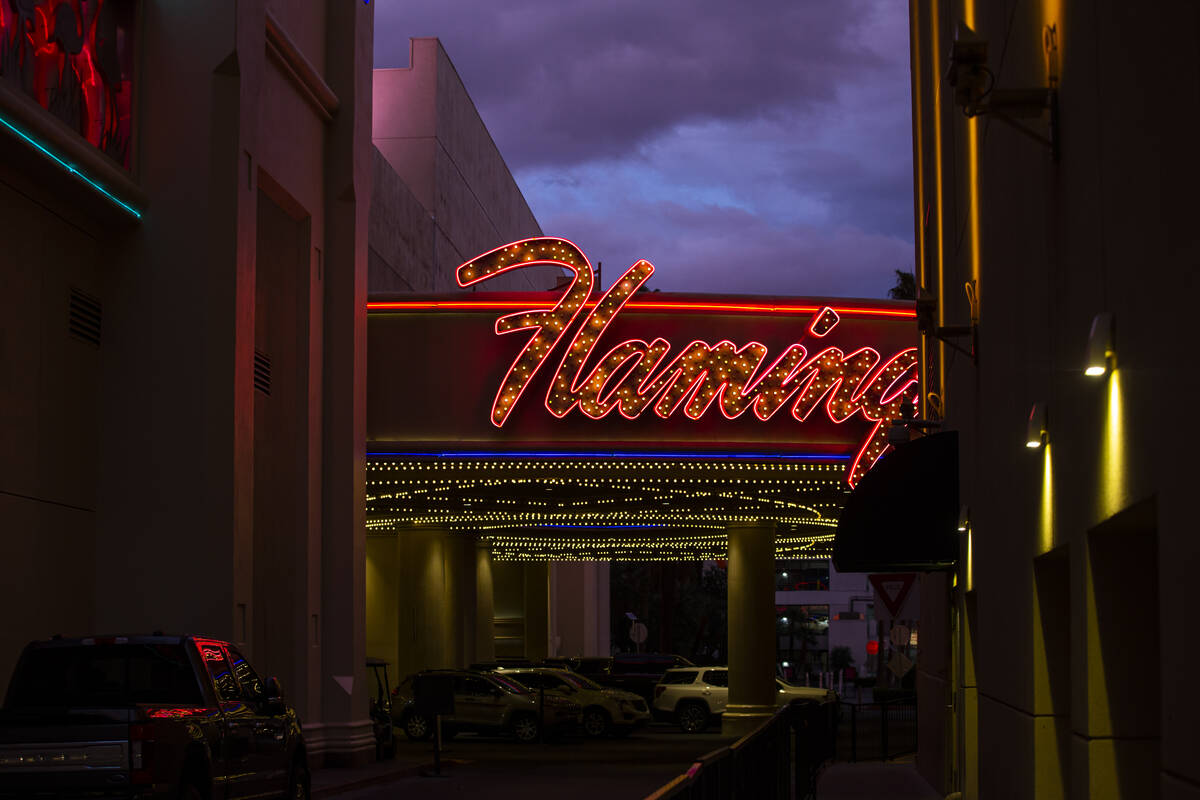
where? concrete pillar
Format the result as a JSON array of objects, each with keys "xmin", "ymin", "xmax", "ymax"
[
  {"xmin": 551, "ymin": 562, "xmax": 611, "ymax": 657},
  {"xmin": 725, "ymin": 522, "xmax": 778, "ymax": 738},
  {"xmin": 391, "ymin": 528, "xmax": 481, "ymax": 678},
  {"xmin": 475, "ymin": 542, "xmax": 496, "ymax": 663},
  {"xmin": 365, "ymin": 536, "xmax": 399, "ymax": 668},
  {"xmin": 448, "ymin": 534, "xmax": 477, "ymax": 667},
  {"xmin": 314, "ymin": 0, "xmax": 374, "ymax": 768},
  {"xmin": 524, "ymin": 562, "xmax": 550, "ymax": 660}
]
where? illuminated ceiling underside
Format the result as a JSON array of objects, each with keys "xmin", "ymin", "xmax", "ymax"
[{"xmin": 366, "ymin": 456, "xmax": 851, "ymax": 561}]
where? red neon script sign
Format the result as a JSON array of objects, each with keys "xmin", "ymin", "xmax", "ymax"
[{"xmin": 456, "ymin": 238, "xmax": 918, "ymax": 486}]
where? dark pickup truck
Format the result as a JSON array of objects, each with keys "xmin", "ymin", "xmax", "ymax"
[{"xmin": 0, "ymin": 634, "xmax": 307, "ymax": 799}]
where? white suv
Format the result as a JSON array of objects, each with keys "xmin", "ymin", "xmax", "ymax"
[{"xmin": 652, "ymin": 666, "xmax": 834, "ymax": 732}]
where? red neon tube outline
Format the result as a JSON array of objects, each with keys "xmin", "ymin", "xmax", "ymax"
[
  {"xmin": 367, "ymin": 298, "xmax": 916, "ymax": 318},
  {"xmin": 446, "ymin": 238, "xmax": 918, "ymax": 485}
]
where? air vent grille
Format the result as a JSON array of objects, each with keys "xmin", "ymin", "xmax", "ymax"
[
  {"xmin": 253, "ymin": 350, "xmax": 271, "ymax": 396},
  {"xmin": 68, "ymin": 288, "xmax": 101, "ymax": 347}
]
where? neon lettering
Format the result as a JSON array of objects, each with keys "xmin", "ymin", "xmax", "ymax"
[{"xmin": 458, "ymin": 238, "xmax": 918, "ymax": 485}]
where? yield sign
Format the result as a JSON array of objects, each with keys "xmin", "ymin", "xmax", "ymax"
[{"xmin": 869, "ymin": 573, "xmax": 917, "ymax": 618}]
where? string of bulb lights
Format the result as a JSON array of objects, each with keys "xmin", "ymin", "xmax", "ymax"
[{"xmin": 365, "ymin": 456, "xmax": 849, "ymax": 561}]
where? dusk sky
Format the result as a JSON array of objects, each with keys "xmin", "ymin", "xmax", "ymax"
[{"xmin": 373, "ymin": 1, "xmax": 913, "ymax": 299}]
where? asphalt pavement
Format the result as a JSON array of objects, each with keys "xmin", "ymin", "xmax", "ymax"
[{"xmin": 326, "ymin": 724, "xmax": 736, "ymax": 800}]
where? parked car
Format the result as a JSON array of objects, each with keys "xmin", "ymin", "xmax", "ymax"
[
  {"xmin": 393, "ymin": 669, "xmax": 581, "ymax": 743},
  {"xmin": 652, "ymin": 666, "xmax": 835, "ymax": 732},
  {"xmin": 0, "ymin": 634, "xmax": 308, "ymax": 799},
  {"xmin": 558, "ymin": 654, "xmax": 694, "ymax": 706},
  {"xmin": 546, "ymin": 656, "xmax": 612, "ymax": 678},
  {"xmin": 495, "ymin": 667, "xmax": 650, "ymax": 738}
]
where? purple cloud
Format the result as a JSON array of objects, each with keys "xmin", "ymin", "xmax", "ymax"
[{"xmin": 374, "ymin": 0, "xmax": 913, "ymax": 298}]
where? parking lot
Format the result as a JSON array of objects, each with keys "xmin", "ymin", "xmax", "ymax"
[{"xmin": 333, "ymin": 723, "xmax": 736, "ymax": 800}]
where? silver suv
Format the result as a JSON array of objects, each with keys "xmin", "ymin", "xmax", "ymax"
[
  {"xmin": 395, "ymin": 670, "xmax": 581, "ymax": 743},
  {"xmin": 652, "ymin": 666, "xmax": 835, "ymax": 732},
  {"xmin": 495, "ymin": 667, "xmax": 650, "ymax": 737}
]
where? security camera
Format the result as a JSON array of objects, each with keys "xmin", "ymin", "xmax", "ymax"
[{"xmin": 945, "ymin": 22, "xmax": 990, "ymax": 114}]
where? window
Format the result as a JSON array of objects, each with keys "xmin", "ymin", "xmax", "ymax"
[
  {"xmin": 659, "ymin": 670, "xmax": 698, "ymax": 685},
  {"xmin": 226, "ymin": 646, "xmax": 264, "ymax": 700},
  {"xmin": 513, "ymin": 673, "xmax": 548, "ymax": 689},
  {"xmin": 560, "ymin": 672, "xmax": 602, "ymax": 691},
  {"xmin": 488, "ymin": 675, "xmax": 530, "ymax": 695},
  {"xmin": 5, "ymin": 643, "xmax": 202, "ymax": 708},
  {"xmin": 199, "ymin": 644, "xmax": 239, "ymax": 703},
  {"xmin": 702, "ymin": 670, "xmax": 729, "ymax": 687}
]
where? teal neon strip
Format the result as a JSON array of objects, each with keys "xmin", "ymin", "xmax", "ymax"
[{"xmin": 0, "ymin": 113, "xmax": 142, "ymax": 219}]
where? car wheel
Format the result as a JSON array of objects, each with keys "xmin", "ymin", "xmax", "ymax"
[
  {"xmin": 404, "ymin": 712, "xmax": 434, "ymax": 742},
  {"xmin": 286, "ymin": 759, "xmax": 310, "ymax": 800},
  {"xmin": 582, "ymin": 707, "xmax": 611, "ymax": 738},
  {"xmin": 677, "ymin": 701, "xmax": 709, "ymax": 733},
  {"xmin": 510, "ymin": 712, "xmax": 540, "ymax": 743}
]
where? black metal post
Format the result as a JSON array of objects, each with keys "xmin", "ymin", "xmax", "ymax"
[
  {"xmin": 881, "ymin": 699, "xmax": 889, "ymax": 760},
  {"xmin": 433, "ymin": 715, "xmax": 442, "ymax": 776},
  {"xmin": 850, "ymin": 704, "xmax": 857, "ymax": 763}
]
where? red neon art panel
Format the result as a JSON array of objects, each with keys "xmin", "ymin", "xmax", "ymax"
[
  {"xmin": 452, "ymin": 238, "xmax": 919, "ymax": 486},
  {"xmin": 0, "ymin": 0, "xmax": 136, "ymax": 169}
]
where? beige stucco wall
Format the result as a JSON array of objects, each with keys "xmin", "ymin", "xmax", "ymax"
[{"xmin": 371, "ymin": 38, "xmax": 563, "ymax": 293}]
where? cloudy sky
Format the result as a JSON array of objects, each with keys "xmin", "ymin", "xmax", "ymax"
[{"xmin": 374, "ymin": 1, "xmax": 913, "ymax": 299}]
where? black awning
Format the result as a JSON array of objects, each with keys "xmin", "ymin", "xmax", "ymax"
[{"xmin": 833, "ymin": 430, "xmax": 959, "ymax": 572}]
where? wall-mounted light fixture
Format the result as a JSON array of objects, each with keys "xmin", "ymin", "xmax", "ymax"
[
  {"xmin": 1026, "ymin": 402, "xmax": 1048, "ymax": 449},
  {"xmin": 1085, "ymin": 312, "xmax": 1115, "ymax": 377},
  {"xmin": 945, "ymin": 21, "xmax": 1061, "ymax": 161},
  {"xmin": 957, "ymin": 505, "xmax": 970, "ymax": 532}
]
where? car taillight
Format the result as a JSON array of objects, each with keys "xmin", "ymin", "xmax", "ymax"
[
  {"xmin": 654, "ymin": 686, "xmax": 665, "ymax": 699},
  {"xmin": 130, "ymin": 724, "xmax": 154, "ymax": 784}
]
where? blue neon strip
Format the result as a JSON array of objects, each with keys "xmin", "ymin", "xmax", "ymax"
[
  {"xmin": 367, "ymin": 449, "xmax": 850, "ymax": 461},
  {"xmin": 0, "ymin": 113, "xmax": 142, "ymax": 219}
]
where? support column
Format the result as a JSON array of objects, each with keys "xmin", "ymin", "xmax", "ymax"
[
  {"xmin": 448, "ymin": 534, "xmax": 477, "ymax": 668},
  {"xmin": 550, "ymin": 562, "xmax": 611, "ymax": 657},
  {"xmin": 313, "ymin": 0, "xmax": 373, "ymax": 768},
  {"xmin": 725, "ymin": 521, "xmax": 777, "ymax": 738},
  {"xmin": 475, "ymin": 542, "xmax": 496, "ymax": 664},
  {"xmin": 394, "ymin": 528, "xmax": 475, "ymax": 678},
  {"xmin": 365, "ymin": 535, "xmax": 399, "ymax": 669},
  {"xmin": 524, "ymin": 562, "xmax": 550, "ymax": 661}
]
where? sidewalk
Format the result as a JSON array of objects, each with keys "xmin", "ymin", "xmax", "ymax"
[
  {"xmin": 311, "ymin": 751, "xmax": 459, "ymax": 798},
  {"xmin": 816, "ymin": 760, "xmax": 944, "ymax": 800}
]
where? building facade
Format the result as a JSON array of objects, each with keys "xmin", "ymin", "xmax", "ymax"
[
  {"xmin": 909, "ymin": 1, "xmax": 1198, "ymax": 797},
  {"xmin": 365, "ymin": 37, "xmax": 607, "ymax": 681},
  {"xmin": 0, "ymin": 0, "xmax": 375, "ymax": 765}
]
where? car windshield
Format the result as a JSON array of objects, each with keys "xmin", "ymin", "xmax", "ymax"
[
  {"xmin": 558, "ymin": 672, "xmax": 602, "ymax": 691},
  {"xmin": 5, "ymin": 643, "xmax": 202, "ymax": 708},
  {"xmin": 488, "ymin": 674, "xmax": 530, "ymax": 695}
]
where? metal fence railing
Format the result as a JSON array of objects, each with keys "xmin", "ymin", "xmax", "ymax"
[
  {"xmin": 643, "ymin": 699, "xmax": 839, "ymax": 800},
  {"xmin": 838, "ymin": 694, "xmax": 917, "ymax": 762}
]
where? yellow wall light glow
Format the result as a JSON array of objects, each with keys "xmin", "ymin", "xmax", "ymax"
[
  {"xmin": 1039, "ymin": 444, "xmax": 1054, "ymax": 553},
  {"xmin": 1099, "ymin": 370, "xmax": 1127, "ymax": 519}
]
